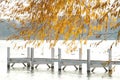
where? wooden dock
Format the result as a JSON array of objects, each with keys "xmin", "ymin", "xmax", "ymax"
[
  {"xmin": 7, "ymin": 47, "xmax": 31, "ymax": 71},
  {"xmin": 7, "ymin": 47, "xmax": 120, "ymax": 76}
]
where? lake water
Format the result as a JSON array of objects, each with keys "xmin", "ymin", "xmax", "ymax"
[{"xmin": 0, "ymin": 40, "xmax": 120, "ymax": 80}]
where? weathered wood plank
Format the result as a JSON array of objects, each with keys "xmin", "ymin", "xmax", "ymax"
[
  {"xmin": 58, "ymin": 48, "xmax": 61, "ymax": 71},
  {"xmin": 87, "ymin": 49, "xmax": 90, "ymax": 73},
  {"xmin": 9, "ymin": 58, "xmax": 31, "ymax": 63}
]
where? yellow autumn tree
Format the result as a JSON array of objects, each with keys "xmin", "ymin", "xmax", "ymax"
[{"xmin": 0, "ymin": 0, "xmax": 119, "ymax": 49}]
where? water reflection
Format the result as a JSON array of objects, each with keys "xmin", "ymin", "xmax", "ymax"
[
  {"xmin": 3, "ymin": 63, "xmax": 120, "ymax": 80},
  {"xmin": 4, "ymin": 67, "xmax": 118, "ymax": 80}
]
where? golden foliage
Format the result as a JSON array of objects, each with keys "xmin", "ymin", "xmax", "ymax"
[{"xmin": 0, "ymin": 0, "xmax": 119, "ymax": 47}]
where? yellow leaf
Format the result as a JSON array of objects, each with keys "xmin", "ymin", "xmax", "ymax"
[
  {"xmin": 84, "ymin": 15, "xmax": 90, "ymax": 24},
  {"xmin": 84, "ymin": 40, "xmax": 87, "ymax": 44},
  {"xmin": 97, "ymin": 25, "xmax": 102, "ymax": 31}
]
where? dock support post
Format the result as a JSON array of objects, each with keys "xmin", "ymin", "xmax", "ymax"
[
  {"xmin": 108, "ymin": 49, "xmax": 112, "ymax": 76},
  {"xmin": 27, "ymin": 47, "xmax": 31, "ymax": 70},
  {"xmin": 79, "ymin": 48, "xmax": 82, "ymax": 71},
  {"xmin": 87, "ymin": 49, "xmax": 90, "ymax": 74},
  {"xmin": 58, "ymin": 48, "xmax": 61, "ymax": 71},
  {"xmin": 51, "ymin": 48, "xmax": 54, "ymax": 69},
  {"xmin": 7, "ymin": 47, "xmax": 10, "ymax": 71},
  {"xmin": 31, "ymin": 48, "xmax": 34, "ymax": 72}
]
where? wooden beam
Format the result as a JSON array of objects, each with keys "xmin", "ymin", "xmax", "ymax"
[
  {"xmin": 51, "ymin": 48, "xmax": 54, "ymax": 69},
  {"xmin": 7, "ymin": 47, "xmax": 10, "ymax": 71},
  {"xmin": 27, "ymin": 47, "xmax": 30, "ymax": 70},
  {"xmin": 58, "ymin": 48, "xmax": 61, "ymax": 71},
  {"xmin": 108, "ymin": 49, "xmax": 112, "ymax": 76},
  {"xmin": 79, "ymin": 48, "xmax": 82, "ymax": 70},
  {"xmin": 31, "ymin": 48, "xmax": 34, "ymax": 71},
  {"xmin": 87, "ymin": 49, "xmax": 90, "ymax": 73}
]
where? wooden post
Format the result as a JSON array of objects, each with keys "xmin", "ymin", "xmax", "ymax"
[
  {"xmin": 27, "ymin": 47, "xmax": 30, "ymax": 70},
  {"xmin": 58, "ymin": 48, "xmax": 61, "ymax": 71},
  {"xmin": 51, "ymin": 48, "xmax": 54, "ymax": 69},
  {"xmin": 87, "ymin": 49, "xmax": 90, "ymax": 73},
  {"xmin": 31, "ymin": 48, "xmax": 34, "ymax": 71},
  {"xmin": 108, "ymin": 49, "xmax": 112, "ymax": 75},
  {"xmin": 7, "ymin": 47, "xmax": 10, "ymax": 71},
  {"xmin": 79, "ymin": 48, "xmax": 82, "ymax": 70}
]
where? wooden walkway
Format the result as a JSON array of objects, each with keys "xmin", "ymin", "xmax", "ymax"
[{"xmin": 7, "ymin": 47, "xmax": 120, "ymax": 76}]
